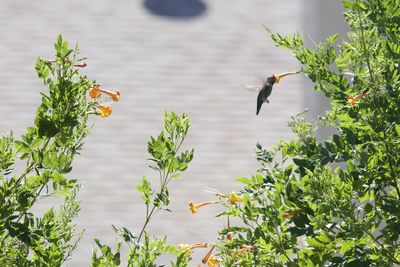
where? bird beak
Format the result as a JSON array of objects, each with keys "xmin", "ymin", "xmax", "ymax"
[{"xmin": 272, "ymin": 71, "xmax": 300, "ymax": 84}]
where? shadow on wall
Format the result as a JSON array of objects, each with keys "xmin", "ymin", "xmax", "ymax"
[{"xmin": 143, "ymin": 0, "xmax": 207, "ymax": 19}]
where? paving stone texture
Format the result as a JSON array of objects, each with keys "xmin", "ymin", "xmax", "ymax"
[{"xmin": 0, "ymin": 0, "xmax": 315, "ymax": 265}]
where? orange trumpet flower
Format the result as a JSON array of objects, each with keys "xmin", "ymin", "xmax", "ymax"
[
  {"xmin": 89, "ymin": 87, "xmax": 101, "ymax": 99},
  {"xmin": 88, "ymin": 87, "xmax": 121, "ymax": 102},
  {"xmin": 202, "ymin": 245, "xmax": 216, "ymax": 264},
  {"xmin": 99, "ymin": 89, "xmax": 121, "ymax": 102},
  {"xmin": 189, "ymin": 201, "xmax": 218, "ymax": 214},
  {"xmin": 97, "ymin": 104, "xmax": 112, "ymax": 118},
  {"xmin": 178, "ymin": 243, "xmax": 208, "ymax": 254},
  {"xmin": 238, "ymin": 245, "xmax": 255, "ymax": 254},
  {"xmin": 347, "ymin": 93, "xmax": 369, "ymax": 106},
  {"xmin": 283, "ymin": 210, "xmax": 299, "ymax": 219},
  {"xmin": 272, "ymin": 71, "xmax": 300, "ymax": 84}
]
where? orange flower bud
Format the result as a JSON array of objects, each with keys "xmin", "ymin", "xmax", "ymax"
[
  {"xmin": 74, "ymin": 62, "xmax": 87, "ymax": 68},
  {"xmin": 226, "ymin": 233, "xmax": 233, "ymax": 241}
]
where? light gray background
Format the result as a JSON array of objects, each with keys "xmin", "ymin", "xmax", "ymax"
[{"xmin": 0, "ymin": 1, "xmax": 346, "ymax": 265}]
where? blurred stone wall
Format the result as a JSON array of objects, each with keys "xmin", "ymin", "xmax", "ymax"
[{"xmin": 0, "ymin": 0, "xmax": 326, "ymax": 265}]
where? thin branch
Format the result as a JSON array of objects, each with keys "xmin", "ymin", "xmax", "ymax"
[{"xmin": 356, "ymin": 0, "xmax": 375, "ymax": 84}]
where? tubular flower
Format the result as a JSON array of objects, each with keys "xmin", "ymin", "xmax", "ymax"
[
  {"xmin": 229, "ymin": 191, "xmax": 244, "ymax": 203},
  {"xmin": 88, "ymin": 87, "xmax": 121, "ymax": 102},
  {"xmin": 189, "ymin": 201, "xmax": 218, "ymax": 214},
  {"xmin": 97, "ymin": 104, "xmax": 112, "ymax": 117},
  {"xmin": 178, "ymin": 243, "xmax": 208, "ymax": 254},
  {"xmin": 347, "ymin": 93, "xmax": 369, "ymax": 106},
  {"xmin": 296, "ymin": 107, "xmax": 309, "ymax": 116},
  {"xmin": 272, "ymin": 71, "xmax": 299, "ymax": 84},
  {"xmin": 74, "ymin": 62, "xmax": 87, "ymax": 68},
  {"xmin": 272, "ymin": 73, "xmax": 281, "ymax": 83},
  {"xmin": 89, "ymin": 87, "xmax": 101, "ymax": 99},
  {"xmin": 111, "ymin": 90, "xmax": 121, "ymax": 102},
  {"xmin": 202, "ymin": 246, "xmax": 215, "ymax": 264},
  {"xmin": 283, "ymin": 210, "xmax": 299, "ymax": 219},
  {"xmin": 191, "ymin": 243, "xmax": 208, "ymax": 249},
  {"xmin": 238, "ymin": 245, "xmax": 254, "ymax": 254},
  {"xmin": 99, "ymin": 89, "xmax": 121, "ymax": 102}
]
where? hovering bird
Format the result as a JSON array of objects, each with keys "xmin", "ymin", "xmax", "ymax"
[{"xmin": 256, "ymin": 71, "xmax": 299, "ymax": 115}]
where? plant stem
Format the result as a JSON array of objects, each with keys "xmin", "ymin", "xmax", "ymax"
[
  {"xmin": 275, "ymin": 225, "xmax": 293, "ymax": 264},
  {"xmin": 383, "ymin": 132, "xmax": 400, "ymax": 199},
  {"xmin": 356, "ymin": 0, "xmax": 375, "ymax": 84},
  {"xmin": 137, "ymin": 212, "xmax": 152, "ymax": 243}
]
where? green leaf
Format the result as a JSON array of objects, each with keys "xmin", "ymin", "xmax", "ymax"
[
  {"xmin": 340, "ymin": 240, "xmax": 355, "ymax": 254},
  {"xmin": 282, "ymin": 144, "xmax": 288, "ymax": 158},
  {"xmin": 171, "ymin": 173, "xmax": 181, "ymax": 180},
  {"xmin": 136, "ymin": 176, "xmax": 152, "ymax": 204},
  {"xmin": 14, "ymin": 140, "xmax": 29, "ymax": 153},
  {"xmin": 235, "ymin": 177, "xmax": 251, "ymax": 184},
  {"xmin": 395, "ymin": 124, "xmax": 400, "ymax": 136}
]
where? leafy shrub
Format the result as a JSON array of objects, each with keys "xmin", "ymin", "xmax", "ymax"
[
  {"xmin": 2, "ymin": 0, "xmax": 400, "ymax": 266},
  {"xmin": 91, "ymin": 111, "xmax": 194, "ymax": 267},
  {"xmin": 0, "ymin": 36, "xmax": 119, "ymax": 266},
  {"xmin": 187, "ymin": 0, "xmax": 400, "ymax": 265}
]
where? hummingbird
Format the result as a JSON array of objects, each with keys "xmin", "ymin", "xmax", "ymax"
[{"xmin": 256, "ymin": 71, "xmax": 299, "ymax": 115}]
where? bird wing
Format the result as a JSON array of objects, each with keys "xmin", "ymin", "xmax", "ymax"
[{"xmin": 241, "ymin": 83, "xmax": 261, "ymax": 92}]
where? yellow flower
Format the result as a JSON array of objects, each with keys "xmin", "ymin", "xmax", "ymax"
[
  {"xmin": 229, "ymin": 191, "xmax": 243, "ymax": 203},
  {"xmin": 89, "ymin": 87, "xmax": 101, "ymax": 99},
  {"xmin": 272, "ymin": 71, "xmax": 299, "ymax": 84},
  {"xmin": 189, "ymin": 201, "xmax": 218, "ymax": 214},
  {"xmin": 347, "ymin": 96, "xmax": 356, "ymax": 106},
  {"xmin": 97, "ymin": 104, "xmax": 112, "ymax": 117},
  {"xmin": 206, "ymin": 255, "xmax": 219, "ymax": 267},
  {"xmin": 347, "ymin": 93, "xmax": 368, "ymax": 106}
]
